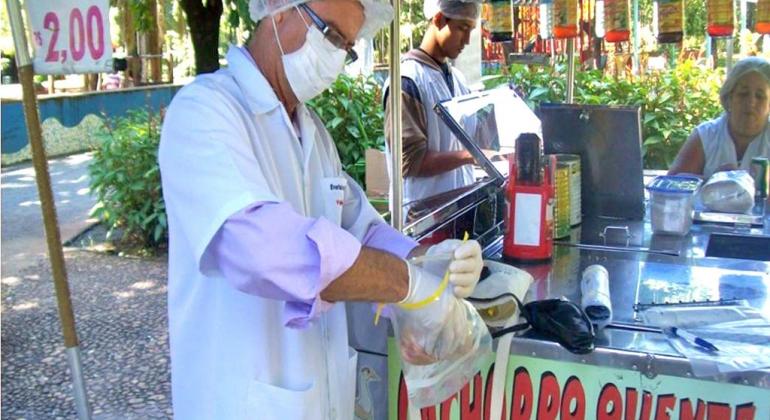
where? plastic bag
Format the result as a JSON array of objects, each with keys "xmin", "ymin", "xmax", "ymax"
[
  {"xmin": 640, "ymin": 303, "xmax": 770, "ymax": 376},
  {"xmin": 468, "ymin": 260, "xmax": 533, "ymax": 328},
  {"xmin": 520, "ymin": 298, "xmax": 595, "ymax": 354},
  {"xmin": 699, "ymin": 170, "xmax": 755, "ymax": 214},
  {"xmin": 392, "ymin": 254, "xmax": 492, "ymax": 409}
]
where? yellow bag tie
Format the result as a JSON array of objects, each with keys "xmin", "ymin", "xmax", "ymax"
[{"xmin": 373, "ymin": 232, "xmax": 469, "ymax": 325}]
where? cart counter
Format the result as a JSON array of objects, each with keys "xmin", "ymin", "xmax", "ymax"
[{"xmin": 387, "ymin": 215, "xmax": 770, "ymax": 419}]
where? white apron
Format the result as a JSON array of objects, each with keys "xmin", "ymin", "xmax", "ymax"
[
  {"xmin": 159, "ymin": 46, "xmax": 382, "ymax": 420},
  {"xmin": 386, "ymin": 56, "xmax": 474, "ymax": 203}
]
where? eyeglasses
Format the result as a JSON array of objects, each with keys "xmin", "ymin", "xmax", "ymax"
[{"xmin": 298, "ymin": 3, "xmax": 358, "ymax": 64}]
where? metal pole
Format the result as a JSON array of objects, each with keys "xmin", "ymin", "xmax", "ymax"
[
  {"xmin": 727, "ymin": 38, "xmax": 734, "ymax": 73},
  {"xmin": 389, "ymin": 0, "xmax": 403, "ymax": 231},
  {"xmin": 632, "ymin": 0, "xmax": 640, "ymax": 74},
  {"xmin": 566, "ymin": 38, "xmax": 575, "ymax": 103},
  {"xmin": 5, "ymin": 1, "xmax": 92, "ymax": 419},
  {"xmin": 740, "ymin": 0, "xmax": 747, "ymax": 33},
  {"xmin": 705, "ymin": 34, "xmax": 712, "ymax": 65}
]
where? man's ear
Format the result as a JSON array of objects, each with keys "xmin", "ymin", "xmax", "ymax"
[
  {"xmin": 273, "ymin": 9, "xmax": 289, "ymax": 24},
  {"xmin": 433, "ymin": 12, "xmax": 448, "ymax": 28}
]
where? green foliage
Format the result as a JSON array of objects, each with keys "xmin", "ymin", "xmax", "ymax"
[
  {"xmin": 223, "ymin": 0, "xmax": 257, "ymax": 34},
  {"xmin": 89, "ymin": 110, "xmax": 167, "ymax": 248},
  {"xmin": 309, "ymin": 75, "xmax": 385, "ymax": 188},
  {"xmin": 128, "ymin": 0, "xmax": 154, "ymax": 32},
  {"xmin": 488, "ymin": 60, "xmax": 723, "ymax": 169}
]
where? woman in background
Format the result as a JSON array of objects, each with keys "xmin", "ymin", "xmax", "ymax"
[{"xmin": 669, "ymin": 57, "xmax": 770, "ymax": 178}]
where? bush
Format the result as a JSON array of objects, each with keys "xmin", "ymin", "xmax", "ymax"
[
  {"xmin": 89, "ymin": 109, "xmax": 167, "ymax": 248},
  {"xmin": 487, "ymin": 61, "xmax": 723, "ymax": 169},
  {"xmin": 309, "ymin": 74, "xmax": 385, "ymax": 188}
]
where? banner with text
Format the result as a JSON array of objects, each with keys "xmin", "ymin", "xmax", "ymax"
[
  {"xmin": 25, "ymin": 0, "xmax": 113, "ymax": 74},
  {"xmin": 388, "ymin": 339, "xmax": 770, "ymax": 419}
]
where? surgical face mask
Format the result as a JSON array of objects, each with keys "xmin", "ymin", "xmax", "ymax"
[{"xmin": 272, "ymin": 11, "xmax": 346, "ymax": 103}]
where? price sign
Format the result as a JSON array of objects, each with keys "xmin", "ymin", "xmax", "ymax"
[{"xmin": 25, "ymin": 0, "xmax": 113, "ymax": 74}]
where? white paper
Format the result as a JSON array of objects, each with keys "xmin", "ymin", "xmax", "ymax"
[
  {"xmin": 514, "ymin": 193, "xmax": 541, "ymax": 246},
  {"xmin": 25, "ymin": 0, "xmax": 113, "ymax": 74}
]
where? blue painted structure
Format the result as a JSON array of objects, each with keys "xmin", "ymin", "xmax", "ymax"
[{"xmin": 1, "ymin": 84, "xmax": 184, "ymax": 155}]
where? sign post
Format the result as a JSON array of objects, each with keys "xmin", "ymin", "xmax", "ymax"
[{"xmin": 5, "ymin": 0, "xmax": 113, "ymax": 418}]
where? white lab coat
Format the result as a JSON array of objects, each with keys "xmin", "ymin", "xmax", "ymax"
[
  {"xmin": 159, "ymin": 46, "xmax": 382, "ymax": 420},
  {"xmin": 386, "ymin": 56, "xmax": 474, "ymax": 203}
]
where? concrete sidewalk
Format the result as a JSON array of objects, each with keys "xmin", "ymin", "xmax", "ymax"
[
  {"xmin": 1, "ymin": 152, "xmax": 172, "ymax": 418},
  {"xmin": 2, "ymin": 152, "xmax": 97, "ymax": 272}
]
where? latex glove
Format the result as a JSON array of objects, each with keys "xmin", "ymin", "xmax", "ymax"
[
  {"xmin": 427, "ymin": 239, "xmax": 483, "ymax": 298},
  {"xmin": 397, "ymin": 261, "xmax": 473, "ymax": 364}
]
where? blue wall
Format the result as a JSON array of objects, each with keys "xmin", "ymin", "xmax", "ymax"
[{"xmin": 1, "ymin": 84, "xmax": 183, "ymax": 155}]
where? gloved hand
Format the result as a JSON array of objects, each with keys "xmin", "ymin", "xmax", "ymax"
[
  {"xmin": 427, "ymin": 239, "xmax": 483, "ymax": 298},
  {"xmin": 396, "ymin": 260, "xmax": 474, "ymax": 365}
]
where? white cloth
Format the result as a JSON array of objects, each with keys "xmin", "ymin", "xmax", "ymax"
[
  {"xmin": 580, "ymin": 265, "xmax": 612, "ymax": 330},
  {"xmin": 159, "ymin": 46, "xmax": 382, "ymax": 419},
  {"xmin": 696, "ymin": 114, "xmax": 770, "ymax": 179},
  {"xmin": 387, "ymin": 56, "xmax": 474, "ymax": 203}
]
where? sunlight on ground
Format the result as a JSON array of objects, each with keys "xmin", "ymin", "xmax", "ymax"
[
  {"xmin": 11, "ymin": 300, "xmax": 40, "ymax": 311},
  {"xmin": 58, "ymin": 175, "xmax": 88, "ymax": 185},
  {"xmin": 0, "ymin": 182, "xmax": 35, "ymax": 189},
  {"xmin": 130, "ymin": 280, "xmax": 156, "ymax": 290},
  {"xmin": 2, "ymin": 276, "xmax": 21, "ymax": 286},
  {"xmin": 64, "ymin": 153, "xmax": 93, "ymax": 166},
  {"xmin": 113, "ymin": 290, "xmax": 136, "ymax": 299}
]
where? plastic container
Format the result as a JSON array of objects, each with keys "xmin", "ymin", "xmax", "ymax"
[
  {"xmin": 489, "ymin": 0, "xmax": 513, "ymax": 42},
  {"xmin": 646, "ymin": 175, "xmax": 702, "ymax": 236},
  {"xmin": 757, "ymin": 0, "xmax": 770, "ymax": 34},
  {"xmin": 707, "ymin": 0, "xmax": 734, "ymax": 38},
  {"xmin": 604, "ymin": 0, "xmax": 631, "ymax": 42},
  {"xmin": 553, "ymin": 0, "xmax": 579, "ymax": 38},
  {"xmin": 656, "ymin": 0, "xmax": 684, "ymax": 44}
]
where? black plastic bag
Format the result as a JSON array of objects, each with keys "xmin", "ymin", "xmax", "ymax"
[{"xmin": 487, "ymin": 296, "xmax": 596, "ymax": 354}]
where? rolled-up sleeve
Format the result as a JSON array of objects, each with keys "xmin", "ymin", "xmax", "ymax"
[
  {"xmin": 205, "ymin": 201, "xmax": 362, "ymax": 328},
  {"xmin": 362, "ymin": 223, "xmax": 418, "ymax": 259}
]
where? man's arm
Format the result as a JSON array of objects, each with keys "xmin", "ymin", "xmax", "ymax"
[
  {"xmin": 384, "ymin": 77, "xmax": 478, "ymax": 178},
  {"xmin": 320, "ymin": 247, "xmax": 409, "ymax": 302},
  {"xmin": 207, "ymin": 201, "xmax": 419, "ymax": 327},
  {"xmin": 415, "ymin": 150, "xmax": 475, "ymax": 177}
]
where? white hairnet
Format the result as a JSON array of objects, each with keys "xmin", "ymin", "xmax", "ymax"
[
  {"xmin": 249, "ymin": 0, "xmax": 393, "ymax": 39},
  {"xmin": 424, "ymin": 0, "xmax": 481, "ymax": 21},
  {"xmin": 720, "ymin": 56, "xmax": 770, "ymax": 111}
]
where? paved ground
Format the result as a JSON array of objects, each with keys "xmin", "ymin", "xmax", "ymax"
[
  {"xmin": 1, "ymin": 153, "xmax": 172, "ymax": 419},
  {"xmin": 2, "ymin": 153, "xmax": 97, "ymax": 272}
]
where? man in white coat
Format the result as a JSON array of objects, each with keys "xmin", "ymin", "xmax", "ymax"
[{"xmin": 159, "ymin": 0, "xmax": 485, "ymax": 418}]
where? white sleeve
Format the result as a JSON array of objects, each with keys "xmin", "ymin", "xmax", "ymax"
[
  {"xmin": 159, "ymin": 82, "xmax": 279, "ymax": 270},
  {"xmin": 341, "ymin": 172, "xmax": 384, "ymax": 241}
]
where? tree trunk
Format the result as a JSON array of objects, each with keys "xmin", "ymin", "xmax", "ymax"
[
  {"xmin": 180, "ymin": 0, "xmax": 223, "ymax": 74},
  {"xmin": 147, "ymin": 0, "xmax": 162, "ymax": 82},
  {"xmin": 119, "ymin": 0, "xmax": 142, "ymax": 86}
]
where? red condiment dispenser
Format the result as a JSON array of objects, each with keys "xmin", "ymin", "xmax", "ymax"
[{"xmin": 503, "ymin": 133, "xmax": 555, "ymax": 263}]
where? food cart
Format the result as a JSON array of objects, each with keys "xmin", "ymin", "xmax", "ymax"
[
  {"xmin": 347, "ymin": 88, "xmax": 770, "ymax": 420},
  {"xmin": 344, "ymin": 0, "xmax": 770, "ymax": 417}
]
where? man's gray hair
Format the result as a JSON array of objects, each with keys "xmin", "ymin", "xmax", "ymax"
[{"xmin": 720, "ymin": 56, "xmax": 770, "ymax": 111}]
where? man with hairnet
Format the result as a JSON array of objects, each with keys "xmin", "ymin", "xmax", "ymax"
[
  {"xmin": 384, "ymin": 0, "xmax": 483, "ymax": 203},
  {"xmin": 159, "ymin": 0, "xmax": 485, "ymax": 418}
]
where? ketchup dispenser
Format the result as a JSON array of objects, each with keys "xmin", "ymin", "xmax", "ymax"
[{"xmin": 503, "ymin": 133, "xmax": 555, "ymax": 263}]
